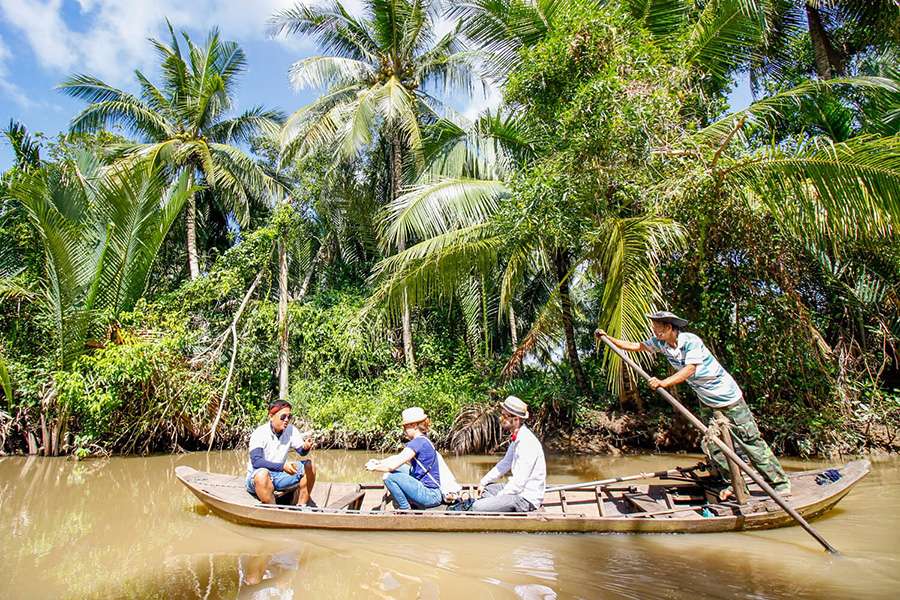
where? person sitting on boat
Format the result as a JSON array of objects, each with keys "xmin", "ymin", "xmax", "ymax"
[
  {"xmin": 471, "ymin": 396, "xmax": 546, "ymax": 513},
  {"xmin": 246, "ymin": 400, "xmax": 316, "ymax": 505},
  {"xmin": 365, "ymin": 407, "xmax": 443, "ymax": 510},
  {"xmin": 596, "ymin": 310, "xmax": 791, "ymax": 497}
]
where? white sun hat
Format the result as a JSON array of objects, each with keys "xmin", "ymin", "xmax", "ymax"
[{"xmin": 401, "ymin": 406, "xmax": 428, "ymax": 425}]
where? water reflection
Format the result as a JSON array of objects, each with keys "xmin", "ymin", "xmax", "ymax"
[{"xmin": 0, "ymin": 451, "xmax": 897, "ymax": 599}]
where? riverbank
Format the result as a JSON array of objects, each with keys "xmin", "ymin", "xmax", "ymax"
[{"xmin": 3, "ymin": 403, "xmax": 898, "ymax": 460}]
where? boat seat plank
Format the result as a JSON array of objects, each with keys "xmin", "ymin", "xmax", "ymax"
[
  {"xmin": 624, "ymin": 492, "xmax": 667, "ymax": 513},
  {"xmin": 327, "ymin": 489, "xmax": 365, "ymax": 510}
]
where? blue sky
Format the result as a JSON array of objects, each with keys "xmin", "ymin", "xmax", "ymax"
[{"xmin": 0, "ymin": 0, "xmax": 752, "ymax": 170}]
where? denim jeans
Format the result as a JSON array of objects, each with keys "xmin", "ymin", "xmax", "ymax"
[
  {"xmin": 383, "ymin": 464, "xmax": 443, "ymax": 510},
  {"xmin": 245, "ymin": 461, "xmax": 310, "ymax": 497}
]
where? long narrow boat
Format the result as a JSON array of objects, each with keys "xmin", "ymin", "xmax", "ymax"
[{"xmin": 175, "ymin": 459, "xmax": 868, "ymax": 533}]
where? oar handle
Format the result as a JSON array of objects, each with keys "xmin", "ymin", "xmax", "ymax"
[{"xmin": 598, "ymin": 334, "xmax": 840, "ymax": 554}]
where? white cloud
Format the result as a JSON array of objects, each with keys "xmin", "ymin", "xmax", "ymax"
[
  {"xmin": 0, "ymin": 0, "xmax": 76, "ymax": 72},
  {"xmin": 0, "ymin": 0, "xmax": 367, "ymax": 86}
]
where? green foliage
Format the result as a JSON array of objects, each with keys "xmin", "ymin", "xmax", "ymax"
[
  {"xmin": 52, "ymin": 330, "xmax": 219, "ymax": 454},
  {"xmin": 293, "ymin": 367, "xmax": 484, "ymax": 449},
  {"xmin": 6, "ymin": 158, "xmax": 192, "ymax": 369}
]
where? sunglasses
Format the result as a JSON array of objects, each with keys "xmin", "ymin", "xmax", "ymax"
[{"xmin": 278, "ymin": 413, "xmax": 292, "ymax": 422}]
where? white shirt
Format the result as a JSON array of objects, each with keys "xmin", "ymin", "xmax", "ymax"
[
  {"xmin": 246, "ymin": 423, "xmax": 307, "ymax": 476},
  {"xmin": 479, "ymin": 425, "xmax": 546, "ymax": 507}
]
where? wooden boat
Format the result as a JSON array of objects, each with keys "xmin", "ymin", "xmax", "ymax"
[{"xmin": 175, "ymin": 459, "xmax": 868, "ymax": 534}]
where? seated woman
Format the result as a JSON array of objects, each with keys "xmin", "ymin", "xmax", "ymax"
[{"xmin": 365, "ymin": 407, "xmax": 442, "ymax": 510}]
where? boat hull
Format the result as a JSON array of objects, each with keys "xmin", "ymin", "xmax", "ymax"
[{"xmin": 175, "ymin": 459, "xmax": 868, "ymax": 534}]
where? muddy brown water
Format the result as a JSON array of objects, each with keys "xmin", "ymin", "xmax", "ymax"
[{"xmin": 1, "ymin": 451, "xmax": 897, "ymax": 599}]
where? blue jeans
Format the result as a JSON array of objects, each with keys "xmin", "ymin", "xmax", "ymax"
[
  {"xmin": 383, "ymin": 464, "xmax": 443, "ymax": 510},
  {"xmin": 246, "ymin": 462, "xmax": 309, "ymax": 497}
]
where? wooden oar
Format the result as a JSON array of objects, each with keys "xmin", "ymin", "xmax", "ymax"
[
  {"xmin": 598, "ymin": 334, "xmax": 840, "ymax": 554},
  {"xmin": 545, "ymin": 465, "xmax": 703, "ymax": 493}
]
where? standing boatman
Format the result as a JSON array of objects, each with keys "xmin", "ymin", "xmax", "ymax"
[{"xmin": 596, "ymin": 310, "xmax": 791, "ymax": 498}]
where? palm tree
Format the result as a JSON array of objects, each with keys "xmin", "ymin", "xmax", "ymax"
[
  {"xmin": 4, "ymin": 153, "xmax": 192, "ymax": 456},
  {"xmin": 752, "ymin": 0, "xmax": 899, "ymax": 82},
  {"xmin": 6, "ymin": 155, "xmax": 194, "ymax": 370},
  {"xmin": 369, "ymin": 108, "xmax": 686, "ymax": 398},
  {"xmin": 58, "ymin": 23, "xmax": 283, "ymax": 280},
  {"xmin": 269, "ymin": 0, "xmax": 479, "ymax": 370}
]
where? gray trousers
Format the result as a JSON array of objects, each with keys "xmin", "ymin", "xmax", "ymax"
[{"xmin": 470, "ymin": 483, "xmax": 536, "ymax": 513}]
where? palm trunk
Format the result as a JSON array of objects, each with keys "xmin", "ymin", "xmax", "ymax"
[
  {"xmin": 554, "ymin": 252, "xmax": 592, "ymax": 398},
  {"xmin": 806, "ymin": 3, "xmax": 844, "ymax": 79},
  {"xmin": 505, "ymin": 304, "xmax": 521, "ymax": 377},
  {"xmin": 508, "ymin": 304, "xmax": 519, "ymax": 349},
  {"xmin": 297, "ymin": 244, "xmax": 325, "ymax": 300},
  {"xmin": 186, "ymin": 172, "xmax": 200, "ymax": 280},
  {"xmin": 391, "ymin": 133, "xmax": 416, "ymax": 372},
  {"xmin": 277, "ymin": 238, "xmax": 290, "ymax": 402}
]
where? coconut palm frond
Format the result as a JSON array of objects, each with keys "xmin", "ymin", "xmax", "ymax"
[
  {"xmin": 205, "ymin": 107, "xmax": 285, "ymax": 145},
  {"xmin": 366, "ymin": 222, "xmax": 501, "ymax": 320},
  {"xmin": 269, "ymin": 1, "xmax": 381, "ymax": 62},
  {"xmin": 288, "ymin": 55, "xmax": 377, "ymax": 90},
  {"xmin": 626, "ymin": 0, "xmax": 690, "ymax": 46},
  {"xmin": 382, "ymin": 176, "xmax": 508, "ymax": 250},
  {"xmin": 681, "ymin": 0, "xmax": 765, "ymax": 89},
  {"xmin": 690, "ymin": 76, "xmax": 900, "ymax": 146},
  {"xmin": 583, "ymin": 216, "xmax": 686, "ymax": 394},
  {"xmin": 726, "ymin": 134, "xmax": 900, "ymax": 243},
  {"xmin": 450, "ymin": 0, "xmax": 577, "ymax": 81}
]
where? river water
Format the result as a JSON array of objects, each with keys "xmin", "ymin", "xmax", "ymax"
[{"xmin": 1, "ymin": 450, "xmax": 897, "ymax": 599}]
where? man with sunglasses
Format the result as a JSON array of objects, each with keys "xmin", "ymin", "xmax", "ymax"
[{"xmin": 246, "ymin": 400, "xmax": 316, "ymax": 505}]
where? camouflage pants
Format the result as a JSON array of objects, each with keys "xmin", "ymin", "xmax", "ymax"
[{"xmin": 700, "ymin": 398, "xmax": 791, "ymax": 492}]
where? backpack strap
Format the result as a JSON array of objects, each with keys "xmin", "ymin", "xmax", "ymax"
[{"xmin": 411, "ymin": 437, "xmax": 441, "ymax": 489}]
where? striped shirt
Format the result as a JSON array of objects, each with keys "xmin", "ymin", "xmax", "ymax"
[{"xmin": 642, "ymin": 332, "xmax": 742, "ymax": 408}]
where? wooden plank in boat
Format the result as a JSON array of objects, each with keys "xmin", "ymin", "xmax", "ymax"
[
  {"xmin": 595, "ymin": 486, "xmax": 606, "ymax": 517},
  {"xmin": 624, "ymin": 492, "xmax": 666, "ymax": 513}
]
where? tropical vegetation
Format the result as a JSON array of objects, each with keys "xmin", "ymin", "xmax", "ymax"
[{"xmin": 1, "ymin": 0, "xmax": 898, "ymax": 458}]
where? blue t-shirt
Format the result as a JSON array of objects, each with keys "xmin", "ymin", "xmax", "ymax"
[{"xmin": 407, "ymin": 436, "xmax": 440, "ymax": 489}]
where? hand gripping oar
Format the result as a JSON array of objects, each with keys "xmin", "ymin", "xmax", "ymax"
[{"xmin": 598, "ymin": 334, "xmax": 840, "ymax": 554}]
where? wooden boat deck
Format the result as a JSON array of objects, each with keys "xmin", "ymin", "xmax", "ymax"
[{"xmin": 175, "ymin": 459, "xmax": 869, "ymax": 534}]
